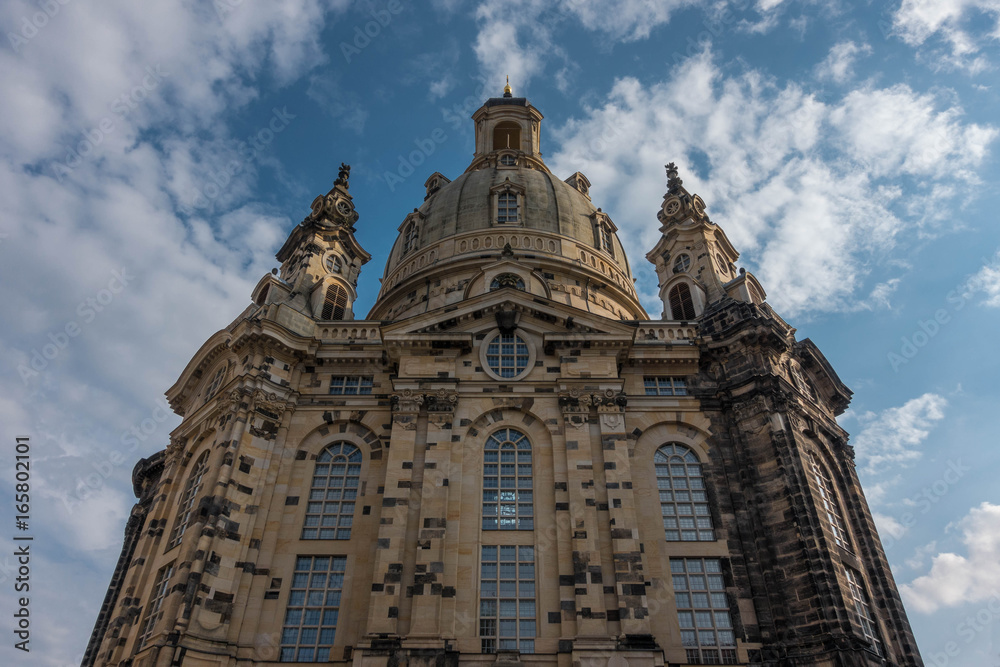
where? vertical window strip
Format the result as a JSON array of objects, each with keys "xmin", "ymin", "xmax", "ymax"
[
  {"xmin": 280, "ymin": 556, "xmax": 347, "ymax": 662},
  {"xmin": 482, "ymin": 429, "xmax": 533, "ymax": 530},
  {"xmin": 670, "ymin": 558, "xmax": 737, "ymax": 665},
  {"xmin": 167, "ymin": 452, "xmax": 209, "ymax": 549},
  {"xmin": 809, "ymin": 453, "xmax": 851, "ymax": 551},
  {"xmin": 329, "ymin": 376, "xmax": 373, "ymax": 395},
  {"xmin": 643, "ymin": 376, "xmax": 688, "ymax": 396},
  {"xmin": 479, "ymin": 545, "xmax": 535, "ymax": 654},
  {"xmin": 655, "ymin": 444, "xmax": 714, "ymax": 542},
  {"xmin": 137, "ymin": 563, "xmax": 174, "ymax": 648},
  {"xmin": 303, "ymin": 443, "xmax": 361, "ymax": 540},
  {"xmin": 844, "ymin": 566, "xmax": 884, "ymax": 656},
  {"xmin": 498, "ymin": 192, "xmax": 518, "ymax": 223},
  {"xmin": 599, "ymin": 224, "xmax": 614, "ymax": 255}
]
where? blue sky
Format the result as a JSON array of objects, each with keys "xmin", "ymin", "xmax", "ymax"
[{"xmin": 1, "ymin": 0, "xmax": 999, "ymax": 665}]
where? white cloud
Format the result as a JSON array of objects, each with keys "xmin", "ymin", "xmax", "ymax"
[
  {"xmin": 471, "ymin": 0, "xmax": 706, "ymax": 90},
  {"xmin": 0, "ymin": 2, "xmax": 351, "ymax": 665},
  {"xmin": 901, "ymin": 502, "xmax": 1000, "ymax": 613},
  {"xmin": 965, "ymin": 250, "xmax": 1000, "ymax": 306},
  {"xmin": 873, "ymin": 511, "xmax": 908, "ymax": 539},
  {"xmin": 829, "ymin": 84, "xmax": 996, "ymax": 180},
  {"xmin": 545, "ymin": 50, "xmax": 996, "ymax": 316},
  {"xmin": 815, "ymin": 41, "xmax": 872, "ymax": 83},
  {"xmin": 892, "ymin": 0, "xmax": 1000, "ymax": 72},
  {"xmin": 852, "ymin": 394, "xmax": 948, "ymax": 473}
]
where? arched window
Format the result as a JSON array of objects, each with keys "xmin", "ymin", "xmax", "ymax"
[
  {"xmin": 483, "ymin": 428, "xmax": 533, "ymax": 530},
  {"xmin": 204, "ymin": 364, "xmax": 227, "ymax": 401},
  {"xmin": 493, "ymin": 121, "xmax": 521, "ymax": 150},
  {"xmin": 497, "ymin": 192, "xmax": 518, "ymax": 223},
  {"xmin": 167, "ymin": 451, "xmax": 210, "ymax": 549},
  {"xmin": 655, "ymin": 444, "xmax": 714, "ymax": 541},
  {"xmin": 669, "ymin": 283, "xmax": 696, "ymax": 320},
  {"xmin": 809, "ymin": 452, "xmax": 851, "ymax": 550},
  {"xmin": 303, "ymin": 443, "xmax": 361, "ymax": 540},
  {"xmin": 320, "ymin": 284, "xmax": 347, "ymax": 320}
]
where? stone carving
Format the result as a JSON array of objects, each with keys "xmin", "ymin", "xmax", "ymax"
[
  {"xmin": 334, "ymin": 162, "xmax": 351, "ymax": 188},
  {"xmin": 391, "ymin": 389, "xmax": 425, "ymax": 413}
]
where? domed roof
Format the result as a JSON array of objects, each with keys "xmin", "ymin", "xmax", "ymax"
[
  {"xmin": 368, "ymin": 93, "xmax": 646, "ymax": 322},
  {"xmin": 382, "ymin": 164, "xmax": 627, "ymax": 278}
]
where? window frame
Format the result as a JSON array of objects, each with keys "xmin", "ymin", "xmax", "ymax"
[
  {"xmin": 668, "ymin": 283, "xmax": 697, "ymax": 320},
  {"xmin": 479, "ymin": 544, "xmax": 536, "ymax": 654},
  {"xmin": 166, "ymin": 451, "xmax": 210, "ymax": 550},
  {"xmin": 808, "ymin": 452, "xmax": 852, "ymax": 551},
  {"xmin": 655, "ymin": 443, "xmax": 715, "ymax": 542},
  {"xmin": 328, "ymin": 376, "xmax": 373, "ymax": 395},
  {"xmin": 320, "ymin": 283, "xmax": 348, "ymax": 320},
  {"xmin": 302, "ymin": 443, "xmax": 362, "ymax": 540},
  {"xmin": 482, "ymin": 428, "xmax": 534, "ymax": 531},
  {"xmin": 670, "ymin": 558, "xmax": 738, "ymax": 665},
  {"xmin": 136, "ymin": 562, "xmax": 174, "ymax": 649},
  {"xmin": 644, "ymin": 376, "xmax": 689, "ymax": 396},
  {"xmin": 844, "ymin": 566, "xmax": 884, "ymax": 657},
  {"xmin": 481, "ymin": 331, "xmax": 533, "ymax": 381},
  {"xmin": 279, "ymin": 555, "xmax": 348, "ymax": 662}
]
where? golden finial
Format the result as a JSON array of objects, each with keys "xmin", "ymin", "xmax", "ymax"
[{"xmin": 503, "ymin": 75, "xmax": 512, "ymax": 97}]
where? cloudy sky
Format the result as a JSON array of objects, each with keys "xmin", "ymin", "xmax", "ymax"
[{"xmin": 1, "ymin": 0, "xmax": 999, "ymax": 664}]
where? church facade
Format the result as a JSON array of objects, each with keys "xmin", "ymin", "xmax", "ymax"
[{"xmin": 85, "ymin": 87, "xmax": 924, "ymax": 667}]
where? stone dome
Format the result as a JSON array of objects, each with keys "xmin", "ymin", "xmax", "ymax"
[{"xmin": 368, "ymin": 95, "xmax": 646, "ymax": 322}]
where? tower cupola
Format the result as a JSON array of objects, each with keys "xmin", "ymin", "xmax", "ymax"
[
  {"xmin": 470, "ymin": 82, "xmax": 545, "ymax": 166},
  {"xmin": 646, "ymin": 163, "xmax": 766, "ymax": 320}
]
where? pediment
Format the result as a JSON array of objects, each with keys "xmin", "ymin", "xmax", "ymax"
[{"xmin": 381, "ymin": 289, "xmax": 637, "ymax": 342}]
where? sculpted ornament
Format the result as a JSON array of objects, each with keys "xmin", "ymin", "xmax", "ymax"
[
  {"xmin": 392, "ymin": 389, "xmax": 425, "ymax": 413},
  {"xmin": 251, "ymin": 389, "xmax": 295, "ymax": 417}
]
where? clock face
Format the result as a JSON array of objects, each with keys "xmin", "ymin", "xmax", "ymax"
[
  {"xmin": 692, "ymin": 197, "xmax": 705, "ymax": 215},
  {"xmin": 336, "ymin": 200, "xmax": 352, "ymax": 216},
  {"xmin": 310, "ymin": 196, "xmax": 325, "ymax": 216}
]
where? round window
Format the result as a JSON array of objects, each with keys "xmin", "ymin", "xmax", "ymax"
[
  {"xmin": 673, "ymin": 254, "xmax": 691, "ymax": 273},
  {"xmin": 483, "ymin": 332, "xmax": 531, "ymax": 379},
  {"xmin": 499, "ymin": 154, "xmax": 516, "ymax": 166}
]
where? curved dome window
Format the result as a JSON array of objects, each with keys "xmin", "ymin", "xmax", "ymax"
[
  {"xmin": 499, "ymin": 154, "xmax": 516, "ymax": 167},
  {"xmin": 490, "ymin": 274, "xmax": 525, "ymax": 291},
  {"xmin": 485, "ymin": 332, "xmax": 530, "ymax": 379},
  {"xmin": 497, "ymin": 192, "xmax": 518, "ymax": 223},
  {"xmin": 673, "ymin": 253, "xmax": 691, "ymax": 273}
]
